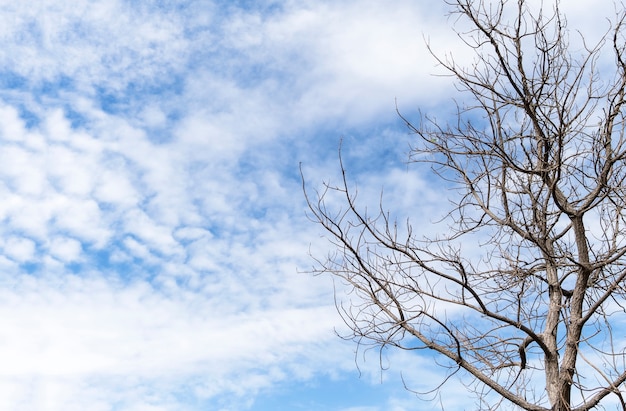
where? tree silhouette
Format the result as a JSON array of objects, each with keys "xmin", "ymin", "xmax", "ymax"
[{"xmin": 304, "ymin": 1, "xmax": 626, "ymax": 410}]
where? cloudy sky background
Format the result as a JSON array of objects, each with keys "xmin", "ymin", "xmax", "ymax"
[{"xmin": 0, "ymin": 0, "xmax": 616, "ymax": 410}]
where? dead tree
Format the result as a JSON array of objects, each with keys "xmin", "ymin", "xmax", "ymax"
[{"xmin": 304, "ymin": 1, "xmax": 626, "ymax": 410}]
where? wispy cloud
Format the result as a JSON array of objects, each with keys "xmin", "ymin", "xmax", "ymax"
[{"xmin": 0, "ymin": 0, "xmax": 479, "ymax": 410}]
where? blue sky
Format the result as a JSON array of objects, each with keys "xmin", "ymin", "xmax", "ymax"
[{"xmin": 0, "ymin": 0, "xmax": 615, "ymax": 410}]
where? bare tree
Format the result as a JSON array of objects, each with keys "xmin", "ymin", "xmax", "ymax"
[{"xmin": 303, "ymin": 1, "xmax": 626, "ymax": 410}]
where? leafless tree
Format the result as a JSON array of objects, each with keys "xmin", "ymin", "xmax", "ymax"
[{"xmin": 303, "ymin": 1, "xmax": 626, "ymax": 410}]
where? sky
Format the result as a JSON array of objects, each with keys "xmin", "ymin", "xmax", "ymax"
[{"xmin": 0, "ymin": 1, "xmax": 617, "ymax": 410}]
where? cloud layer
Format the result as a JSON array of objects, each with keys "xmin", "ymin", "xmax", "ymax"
[{"xmin": 4, "ymin": 0, "xmax": 604, "ymax": 409}]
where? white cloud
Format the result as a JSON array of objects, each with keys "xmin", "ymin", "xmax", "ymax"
[
  {"xmin": 0, "ymin": 90, "xmax": 354, "ymax": 407},
  {"xmin": 0, "ymin": 272, "xmax": 347, "ymax": 409},
  {"xmin": 48, "ymin": 236, "xmax": 82, "ymax": 262},
  {"xmin": 0, "ymin": 0, "xmax": 508, "ymax": 409},
  {"xmin": 0, "ymin": 104, "xmax": 28, "ymax": 141},
  {"xmin": 139, "ymin": 105, "xmax": 167, "ymax": 128},
  {"xmin": 217, "ymin": 0, "xmax": 454, "ymax": 131},
  {"xmin": 0, "ymin": 0, "xmax": 192, "ymax": 92},
  {"xmin": 3, "ymin": 236, "xmax": 36, "ymax": 262}
]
